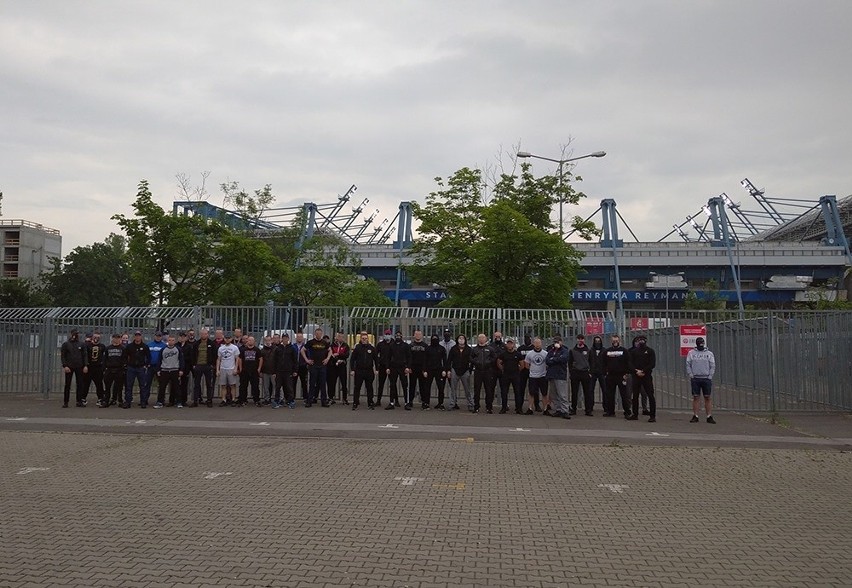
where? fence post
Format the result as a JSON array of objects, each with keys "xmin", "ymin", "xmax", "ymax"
[
  {"xmin": 265, "ymin": 300, "xmax": 274, "ymax": 335},
  {"xmin": 768, "ymin": 310, "xmax": 779, "ymax": 413},
  {"xmin": 40, "ymin": 314, "xmax": 55, "ymax": 399}
]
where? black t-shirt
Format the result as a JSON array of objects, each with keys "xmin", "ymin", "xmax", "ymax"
[
  {"xmin": 498, "ymin": 349, "xmax": 523, "ymax": 375},
  {"xmin": 305, "ymin": 338, "xmax": 330, "ymax": 363},
  {"xmin": 240, "ymin": 346, "xmax": 261, "ymax": 371}
]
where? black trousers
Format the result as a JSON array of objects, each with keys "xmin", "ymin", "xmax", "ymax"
[
  {"xmin": 473, "ymin": 368, "xmax": 496, "ymax": 410},
  {"xmin": 327, "ymin": 363, "xmax": 349, "ymax": 402},
  {"xmin": 388, "ymin": 367, "xmax": 407, "ymax": 404},
  {"xmin": 275, "ymin": 371, "xmax": 295, "ymax": 403},
  {"xmin": 376, "ymin": 368, "xmax": 389, "ymax": 405},
  {"xmin": 499, "ymin": 372, "xmax": 522, "ymax": 410},
  {"xmin": 406, "ymin": 369, "xmax": 428, "ymax": 406},
  {"xmin": 157, "ymin": 370, "xmax": 180, "ymax": 405},
  {"xmin": 293, "ymin": 364, "xmax": 309, "ymax": 399},
  {"xmin": 193, "ymin": 364, "xmax": 215, "ymax": 402},
  {"xmin": 604, "ymin": 373, "xmax": 630, "ymax": 415},
  {"xmin": 239, "ymin": 370, "xmax": 260, "ymax": 403},
  {"xmin": 84, "ymin": 364, "xmax": 104, "ymax": 402},
  {"xmin": 570, "ymin": 370, "xmax": 593, "ymax": 412},
  {"xmin": 63, "ymin": 368, "xmax": 85, "ymax": 405},
  {"xmin": 424, "ymin": 370, "xmax": 446, "ymax": 405},
  {"xmin": 353, "ymin": 370, "xmax": 375, "ymax": 406},
  {"xmin": 103, "ymin": 368, "xmax": 125, "ymax": 403},
  {"xmin": 632, "ymin": 373, "xmax": 656, "ymax": 417},
  {"xmin": 590, "ymin": 373, "xmax": 606, "ymax": 405}
]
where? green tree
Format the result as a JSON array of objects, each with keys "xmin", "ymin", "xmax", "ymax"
[
  {"xmin": 208, "ymin": 233, "xmax": 289, "ymax": 305},
  {"xmin": 408, "ymin": 163, "xmax": 596, "ymax": 308},
  {"xmin": 683, "ymin": 279, "xmax": 727, "ymax": 310},
  {"xmin": 220, "ymin": 180, "xmax": 276, "ymax": 230},
  {"xmin": 41, "ymin": 234, "xmax": 146, "ymax": 306},
  {"xmin": 0, "ymin": 278, "xmax": 51, "ymax": 307}
]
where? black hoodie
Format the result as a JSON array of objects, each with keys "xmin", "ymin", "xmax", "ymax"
[
  {"xmin": 589, "ymin": 337, "xmax": 605, "ymax": 375},
  {"xmin": 425, "ymin": 338, "xmax": 447, "ymax": 372}
]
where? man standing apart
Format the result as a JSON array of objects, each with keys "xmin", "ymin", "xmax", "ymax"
[
  {"xmin": 60, "ymin": 329, "xmax": 88, "ymax": 408},
  {"xmin": 302, "ymin": 328, "xmax": 331, "ymax": 407},
  {"xmin": 687, "ymin": 336, "xmax": 716, "ymax": 423},
  {"xmin": 627, "ymin": 335, "xmax": 657, "ymax": 422},
  {"xmin": 545, "ymin": 336, "xmax": 571, "ymax": 419},
  {"xmin": 349, "ymin": 331, "xmax": 378, "ymax": 410}
]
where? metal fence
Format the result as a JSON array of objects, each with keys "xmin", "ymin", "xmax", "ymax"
[{"xmin": 0, "ymin": 305, "xmax": 849, "ymax": 412}]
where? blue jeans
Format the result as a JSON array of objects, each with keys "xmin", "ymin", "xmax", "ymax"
[{"xmin": 125, "ymin": 366, "xmax": 148, "ymax": 406}]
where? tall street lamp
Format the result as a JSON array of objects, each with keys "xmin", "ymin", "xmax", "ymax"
[
  {"xmin": 647, "ymin": 271, "xmax": 687, "ymax": 313},
  {"xmin": 516, "ymin": 150, "xmax": 606, "ymax": 239}
]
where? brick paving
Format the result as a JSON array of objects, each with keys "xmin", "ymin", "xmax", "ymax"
[{"xmin": 1, "ymin": 430, "xmax": 851, "ymax": 587}]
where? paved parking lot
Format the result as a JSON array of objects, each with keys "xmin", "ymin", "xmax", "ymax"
[{"xmin": 2, "ymin": 427, "xmax": 851, "ymax": 587}]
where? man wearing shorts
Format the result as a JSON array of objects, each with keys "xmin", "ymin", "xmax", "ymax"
[
  {"xmin": 686, "ymin": 336, "xmax": 716, "ymax": 423},
  {"xmin": 216, "ymin": 333, "xmax": 240, "ymax": 406}
]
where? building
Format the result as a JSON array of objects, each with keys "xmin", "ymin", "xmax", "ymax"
[{"xmin": 0, "ymin": 219, "xmax": 62, "ymax": 281}]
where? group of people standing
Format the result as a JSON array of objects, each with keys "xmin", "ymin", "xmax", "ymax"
[{"xmin": 59, "ymin": 326, "xmax": 716, "ymax": 422}]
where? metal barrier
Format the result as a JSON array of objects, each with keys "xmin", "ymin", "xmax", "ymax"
[{"xmin": 0, "ymin": 305, "xmax": 849, "ymax": 411}]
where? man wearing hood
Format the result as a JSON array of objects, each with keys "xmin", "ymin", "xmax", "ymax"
[
  {"xmin": 385, "ymin": 331, "xmax": 410, "ymax": 410},
  {"xmin": 497, "ymin": 338, "xmax": 524, "ymax": 414},
  {"xmin": 568, "ymin": 334, "xmax": 593, "ymax": 416},
  {"xmin": 686, "ymin": 336, "xmax": 716, "ymax": 423},
  {"xmin": 602, "ymin": 334, "xmax": 631, "ymax": 418},
  {"xmin": 445, "ymin": 334, "xmax": 472, "ymax": 410},
  {"xmin": 407, "ymin": 330, "xmax": 429, "ymax": 410},
  {"xmin": 588, "ymin": 336, "xmax": 606, "ymax": 411},
  {"xmin": 424, "ymin": 334, "xmax": 448, "ymax": 409},
  {"xmin": 627, "ymin": 335, "xmax": 657, "ymax": 422},
  {"xmin": 470, "ymin": 333, "xmax": 498, "ymax": 413}
]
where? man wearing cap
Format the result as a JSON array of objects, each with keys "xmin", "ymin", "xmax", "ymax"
[
  {"xmin": 568, "ymin": 334, "xmax": 593, "ymax": 416},
  {"xmin": 627, "ymin": 334, "xmax": 657, "ymax": 422},
  {"xmin": 545, "ymin": 335, "xmax": 571, "ymax": 419},
  {"xmin": 146, "ymin": 332, "xmax": 167, "ymax": 404},
  {"xmin": 60, "ymin": 329, "xmax": 88, "ymax": 408},
  {"xmin": 216, "ymin": 332, "xmax": 240, "ymax": 406},
  {"xmin": 375, "ymin": 329, "xmax": 393, "ymax": 407},
  {"xmin": 686, "ymin": 336, "xmax": 716, "ymax": 424},
  {"xmin": 103, "ymin": 333, "xmax": 126, "ymax": 407},
  {"xmin": 192, "ymin": 328, "xmax": 218, "ymax": 407},
  {"xmin": 123, "ymin": 331, "xmax": 151, "ymax": 408}
]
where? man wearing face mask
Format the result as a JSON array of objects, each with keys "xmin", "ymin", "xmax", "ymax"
[
  {"xmin": 385, "ymin": 331, "xmax": 410, "ymax": 409},
  {"xmin": 687, "ymin": 336, "xmax": 716, "ymax": 423},
  {"xmin": 445, "ymin": 334, "xmax": 472, "ymax": 410},
  {"xmin": 588, "ymin": 336, "xmax": 606, "ymax": 411},
  {"xmin": 492, "ymin": 331, "xmax": 506, "ymax": 354},
  {"xmin": 424, "ymin": 334, "xmax": 448, "ymax": 410},
  {"xmin": 60, "ymin": 329, "xmax": 88, "ymax": 408},
  {"xmin": 406, "ymin": 330, "xmax": 429, "ymax": 410},
  {"xmin": 470, "ymin": 333, "xmax": 498, "ymax": 413},
  {"xmin": 518, "ymin": 333, "xmax": 541, "ymax": 411},
  {"xmin": 568, "ymin": 334, "xmax": 593, "ymax": 416},
  {"xmin": 545, "ymin": 335, "xmax": 571, "ymax": 419},
  {"xmin": 376, "ymin": 329, "xmax": 393, "ymax": 408},
  {"xmin": 497, "ymin": 338, "xmax": 524, "ymax": 414},
  {"xmin": 602, "ymin": 335, "xmax": 631, "ymax": 418},
  {"xmin": 627, "ymin": 335, "xmax": 656, "ymax": 422}
]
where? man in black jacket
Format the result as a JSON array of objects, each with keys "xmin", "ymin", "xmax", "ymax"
[
  {"xmin": 568, "ymin": 334, "xmax": 593, "ymax": 416},
  {"xmin": 349, "ymin": 331, "xmax": 378, "ymax": 409},
  {"xmin": 61, "ymin": 329, "xmax": 88, "ymax": 408},
  {"xmin": 103, "ymin": 333, "xmax": 126, "ymax": 407},
  {"xmin": 192, "ymin": 329, "xmax": 218, "ymax": 407},
  {"xmin": 84, "ymin": 332, "xmax": 106, "ymax": 407},
  {"xmin": 602, "ymin": 334, "xmax": 631, "ymax": 418},
  {"xmin": 470, "ymin": 333, "xmax": 498, "ymax": 413},
  {"xmin": 273, "ymin": 333, "xmax": 299, "ymax": 408},
  {"xmin": 424, "ymin": 334, "xmax": 448, "ymax": 410},
  {"xmin": 627, "ymin": 335, "xmax": 657, "ymax": 422},
  {"xmin": 497, "ymin": 338, "xmax": 524, "ymax": 414},
  {"xmin": 407, "ymin": 330, "xmax": 429, "ymax": 410},
  {"xmin": 123, "ymin": 331, "xmax": 151, "ymax": 408},
  {"xmin": 385, "ymin": 331, "xmax": 410, "ymax": 410}
]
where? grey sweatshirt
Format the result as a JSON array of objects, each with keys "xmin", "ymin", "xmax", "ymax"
[{"xmin": 686, "ymin": 348, "xmax": 715, "ymax": 379}]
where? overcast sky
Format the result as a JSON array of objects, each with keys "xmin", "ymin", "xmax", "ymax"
[{"xmin": 2, "ymin": 0, "xmax": 851, "ymax": 254}]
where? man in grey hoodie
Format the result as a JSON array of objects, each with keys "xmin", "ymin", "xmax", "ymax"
[{"xmin": 686, "ymin": 337, "xmax": 716, "ymax": 423}]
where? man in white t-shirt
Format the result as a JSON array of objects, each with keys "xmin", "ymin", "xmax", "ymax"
[
  {"xmin": 523, "ymin": 337, "xmax": 549, "ymax": 415},
  {"xmin": 216, "ymin": 333, "xmax": 240, "ymax": 406}
]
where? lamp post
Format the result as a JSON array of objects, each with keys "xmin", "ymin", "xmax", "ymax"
[
  {"xmin": 516, "ymin": 150, "xmax": 606, "ymax": 239},
  {"xmin": 649, "ymin": 271, "xmax": 686, "ymax": 313}
]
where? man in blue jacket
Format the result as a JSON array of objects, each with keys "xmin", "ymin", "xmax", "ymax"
[{"xmin": 545, "ymin": 335, "xmax": 571, "ymax": 419}]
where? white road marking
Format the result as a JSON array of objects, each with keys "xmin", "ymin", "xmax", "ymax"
[
  {"xmin": 5, "ymin": 417, "xmax": 27, "ymax": 421},
  {"xmin": 203, "ymin": 471, "xmax": 233, "ymax": 480},
  {"xmin": 394, "ymin": 476, "xmax": 424, "ymax": 486},
  {"xmin": 510, "ymin": 428, "xmax": 531, "ymax": 432},
  {"xmin": 250, "ymin": 422, "xmax": 270, "ymax": 426},
  {"xmin": 16, "ymin": 467, "xmax": 50, "ymax": 475},
  {"xmin": 378, "ymin": 424, "xmax": 399, "ymax": 429},
  {"xmin": 597, "ymin": 483, "xmax": 629, "ymax": 494},
  {"xmin": 646, "ymin": 432, "xmax": 670, "ymax": 437}
]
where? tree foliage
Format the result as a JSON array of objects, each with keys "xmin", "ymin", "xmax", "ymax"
[
  {"xmin": 683, "ymin": 279, "xmax": 727, "ymax": 310},
  {"xmin": 0, "ymin": 278, "xmax": 51, "ymax": 307},
  {"xmin": 42, "ymin": 234, "xmax": 146, "ymax": 306},
  {"xmin": 408, "ymin": 163, "xmax": 596, "ymax": 308}
]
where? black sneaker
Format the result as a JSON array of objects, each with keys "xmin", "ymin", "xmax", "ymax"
[
  {"xmin": 206, "ymin": 400, "xmax": 213, "ymax": 407},
  {"xmin": 626, "ymin": 415, "xmax": 638, "ymax": 421},
  {"xmin": 707, "ymin": 416, "xmax": 716, "ymax": 424},
  {"xmin": 486, "ymin": 408, "xmax": 493, "ymax": 414},
  {"xmin": 385, "ymin": 404, "xmax": 395, "ymax": 410},
  {"xmin": 543, "ymin": 408, "xmax": 552, "ymax": 416},
  {"xmin": 499, "ymin": 407, "xmax": 508, "ymax": 414},
  {"xmin": 648, "ymin": 416, "xmax": 656, "ymax": 423},
  {"xmin": 421, "ymin": 403, "xmax": 430, "ymax": 410},
  {"xmin": 351, "ymin": 404, "xmax": 358, "ymax": 411},
  {"xmin": 62, "ymin": 402, "xmax": 69, "ymax": 408},
  {"xmin": 534, "ymin": 406, "xmax": 543, "ymax": 413},
  {"xmin": 75, "ymin": 401, "xmax": 85, "ymax": 407},
  {"xmin": 690, "ymin": 415, "xmax": 699, "ymax": 423},
  {"xmin": 524, "ymin": 409, "xmax": 534, "ymax": 415},
  {"xmin": 585, "ymin": 411, "xmax": 594, "ymax": 416},
  {"xmin": 552, "ymin": 411, "xmax": 565, "ymax": 418},
  {"xmin": 368, "ymin": 404, "xmax": 375, "ymax": 410},
  {"xmin": 436, "ymin": 405, "xmax": 446, "ymax": 411},
  {"xmin": 451, "ymin": 405, "xmax": 460, "ymax": 411},
  {"xmin": 404, "ymin": 404, "xmax": 412, "ymax": 411},
  {"xmin": 568, "ymin": 409, "xmax": 577, "ymax": 416},
  {"xmin": 642, "ymin": 410, "xmax": 651, "ymax": 416}
]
